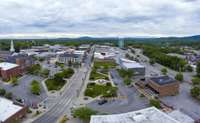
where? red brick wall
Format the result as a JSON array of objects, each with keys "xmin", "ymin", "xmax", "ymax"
[
  {"xmin": 0, "ymin": 66, "xmax": 22, "ymax": 81},
  {"xmin": 3, "ymin": 106, "xmax": 27, "ymax": 123},
  {"xmin": 148, "ymin": 80, "xmax": 179, "ymax": 96}
]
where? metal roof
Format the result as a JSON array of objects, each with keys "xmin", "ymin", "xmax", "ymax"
[
  {"xmin": 90, "ymin": 107, "xmax": 180, "ymax": 123},
  {"xmin": 0, "ymin": 97, "xmax": 23, "ymax": 122},
  {"xmin": 0, "ymin": 62, "xmax": 19, "ymax": 70}
]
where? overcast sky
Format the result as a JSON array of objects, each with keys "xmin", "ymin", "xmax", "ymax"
[{"xmin": 0, "ymin": 0, "xmax": 200, "ymax": 38}]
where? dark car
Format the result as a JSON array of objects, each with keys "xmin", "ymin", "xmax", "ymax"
[{"xmin": 98, "ymin": 99, "xmax": 108, "ymax": 105}]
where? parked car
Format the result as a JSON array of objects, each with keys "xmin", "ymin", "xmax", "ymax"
[{"xmin": 98, "ymin": 99, "xmax": 108, "ymax": 105}]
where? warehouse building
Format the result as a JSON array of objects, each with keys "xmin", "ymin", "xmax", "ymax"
[
  {"xmin": 119, "ymin": 58, "xmax": 145, "ymax": 76},
  {"xmin": 0, "ymin": 97, "xmax": 27, "ymax": 123},
  {"xmin": 148, "ymin": 76, "xmax": 179, "ymax": 96},
  {"xmin": 0, "ymin": 62, "xmax": 22, "ymax": 81},
  {"xmin": 90, "ymin": 107, "xmax": 193, "ymax": 123}
]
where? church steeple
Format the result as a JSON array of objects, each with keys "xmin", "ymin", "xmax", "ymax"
[{"xmin": 10, "ymin": 40, "xmax": 15, "ymax": 53}]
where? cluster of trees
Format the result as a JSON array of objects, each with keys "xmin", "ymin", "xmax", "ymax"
[
  {"xmin": 143, "ymin": 46, "xmax": 187, "ymax": 71},
  {"xmin": 27, "ymin": 64, "xmax": 42, "ymax": 75},
  {"xmin": 0, "ymin": 88, "xmax": 13, "ymax": 99},
  {"xmin": 118, "ymin": 69, "xmax": 134, "ymax": 85},
  {"xmin": 149, "ymin": 99, "xmax": 161, "ymax": 109},
  {"xmin": 45, "ymin": 68, "xmax": 74, "ymax": 91},
  {"xmin": 30, "ymin": 80, "xmax": 41, "ymax": 95},
  {"xmin": 72, "ymin": 107, "xmax": 97, "ymax": 122},
  {"xmin": 190, "ymin": 63, "xmax": 200, "ymax": 100}
]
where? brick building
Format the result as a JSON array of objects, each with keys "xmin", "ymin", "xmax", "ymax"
[
  {"xmin": 0, "ymin": 97, "xmax": 27, "ymax": 123},
  {"xmin": 6, "ymin": 54, "xmax": 34, "ymax": 73},
  {"xmin": 148, "ymin": 76, "xmax": 179, "ymax": 96},
  {"xmin": 0, "ymin": 62, "xmax": 22, "ymax": 81}
]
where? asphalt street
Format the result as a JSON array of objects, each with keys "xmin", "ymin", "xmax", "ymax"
[{"xmin": 33, "ymin": 46, "xmax": 94, "ymax": 123}]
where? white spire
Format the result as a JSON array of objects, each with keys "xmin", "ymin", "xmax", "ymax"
[{"xmin": 10, "ymin": 40, "xmax": 15, "ymax": 52}]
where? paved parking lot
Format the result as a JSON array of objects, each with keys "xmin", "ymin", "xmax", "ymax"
[
  {"xmin": 0, "ymin": 75, "xmax": 47, "ymax": 106},
  {"xmin": 161, "ymin": 82, "xmax": 200, "ymax": 120},
  {"xmin": 87, "ymin": 69, "xmax": 149, "ymax": 114}
]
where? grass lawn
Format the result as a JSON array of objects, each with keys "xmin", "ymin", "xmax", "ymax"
[
  {"xmin": 89, "ymin": 69, "xmax": 109, "ymax": 80},
  {"xmin": 94, "ymin": 61, "xmax": 117, "ymax": 70},
  {"xmin": 84, "ymin": 83, "xmax": 117, "ymax": 98},
  {"xmin": 89, "ymin": 61, "xmax": 117, "ymax": 81}
]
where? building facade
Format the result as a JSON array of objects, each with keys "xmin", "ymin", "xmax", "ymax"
[
  {"xmin": 0, "ymin": 62, "xmax": 22, "ymax": 81},
  {"xmin": 148, "ymin": 76, "xmax": 179, "ymax": 96}
]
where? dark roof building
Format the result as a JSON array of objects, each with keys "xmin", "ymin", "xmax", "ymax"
[{"xmin": 148, "ymin": 76, "xmax": 179, "ymax": 96}]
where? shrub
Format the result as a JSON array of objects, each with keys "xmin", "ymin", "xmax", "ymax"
[
  {"xmin": 31, "ymin": 80, "xmax": 41, "ymax": 95},
  {"xmin": 0, "ymin": 88, "xmax": 6, "ymax": 96},
  {"xmin": 149, "ymin": 99, "xmax": 161, "ymax": 109},
  {"xmin": 175, "ymin": 72, "xmax": 183, "ymax": 81},
  {"xmin": 161, "ymin": 68, "xmax": 168, "ymax": 75},
  {"xmin": 72, "ymin": 107, "xmax": 97, "ymax": 122},
  {"xmin": 5, "ymin": 92, "xmax": 13, "ymax": 99}
]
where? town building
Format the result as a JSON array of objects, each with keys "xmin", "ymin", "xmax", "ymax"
[
  {"xmin": 0, "ymin": 62, "xmax": 22, "ymax": 80},
  {"xmin": 90, "ymin": 107, "xmax": 193, "ymax": 123},
  {"xmin": 148, "ymin": 76, "xmax": 179, "ymax": 96},
  {"xmin": 6, "ymin": 53, "xmax": 34, "ymax": 73},
  {"xmin": 57, "ymin": 50, "xmax": 85, "ymax": 65},
  {"xmin": 119, "ymin": 58, "xmax": 145, "ymax": 76},
  {"xmin": 0, "ymin": 97, "xmax": 27, "ymax": 123}
]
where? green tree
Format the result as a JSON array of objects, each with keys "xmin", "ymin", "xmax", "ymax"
[
  {"xmin": 190, "ymin": 87, "xmax": 200, "ymax": 98},
  {"xmin": 175, "ymin": 72, "xmax": 183, "ymax": 81},
  {"xmin": 40, "ymin": 69, "xmax": 50, "ymax": 78},
  {"xmin": 5, "ymin": 92, "xmax": 13, "ymax": 99},
  {"xmin": 149, "ymin": 99, "xmax": 161, "ymax": 109},
  {"xmin": 149, "ymin": 59, "xmax": 155, "ymax": 65},
  {"xmin": 161, "ymin": 68, "xmax": 168, "ymax": 75},
  {"xmin": 72, "ymin": 107, "xmax": 97, "ymax": 122},
  {"xmin": 0, "ymin": 88, "xmax": 6, "ymax": 96},
  {"xmin": 11, "ymin": 76, "xmax": 18, "ymax": 86},
  {"xmin": 196, "ymin": 62, "xmax": 200, "ymax": 77},
  {"xmin": 186, "ymin": 65, "xmax": 193, "ymax": 72},
  {"xmin": 31, "ymin": 80, "xmax": 41, "ymax": 95},
  {"xmin": 124, "ymin": 76, "xmax": 132, "ymax": 85}
]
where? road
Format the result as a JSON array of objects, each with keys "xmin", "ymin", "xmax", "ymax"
[{"xmin": 33, "ymin": 47, "xmax": 94, "ymax": 123}]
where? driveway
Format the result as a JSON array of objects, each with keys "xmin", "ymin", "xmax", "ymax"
[{"xmin": 0, "ymin": 75, "xmax": 47, "ymax": 106}]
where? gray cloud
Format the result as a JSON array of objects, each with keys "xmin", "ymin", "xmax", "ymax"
[{"xmin": 0, "ymin": 0, "xmax": 200, "ymax": 37}]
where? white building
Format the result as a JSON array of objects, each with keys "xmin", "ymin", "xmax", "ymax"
[
  {"xmin": 0, "ymin": 97, "xmax": 27, "ymax": 123},
  {"xmin": 119, "ymin": 58, "xmax": 145, "ymax": 75},
  {"xmin": 90, "ymin": 107, "xmax": 193, "ymax": 123}
]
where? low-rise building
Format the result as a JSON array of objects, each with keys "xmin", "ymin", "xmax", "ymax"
[
  {"xmin": 6, "ymin": 53, "xmax": 34, "ymax": 73},
  {"xmin": 90, "ymin": 107, "xmax": 193, "ymax": 123},
  {"xmin": 148, "ymin": 76, "xmax": 179, "ymax": 96},
  {"xmin": 0, "ymin": 97, "xmax": 27, "ymax": 123},
  {"xmin": 119, "ymin": 58, "xmax": 145, "ymax": 76},
  {"xmin": 0, "ymin": 62, "xmax": 22, "ymax": 80},
  {"xmin": 57, "ymin": 50, "xmax": 85, "ymax": 65}
]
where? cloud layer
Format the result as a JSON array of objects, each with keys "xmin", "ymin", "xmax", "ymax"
[{"xmin": 0, "ymin": 0, "xmax": 200, "ymax": 37}]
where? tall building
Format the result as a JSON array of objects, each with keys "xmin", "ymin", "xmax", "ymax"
[
  {"xmin": 118, "ymin": 38, "xmax": 124, "ymax": 48},
  {"xmin": 10, "ymin": 40, "xmax": 15, "ymax": 53}
]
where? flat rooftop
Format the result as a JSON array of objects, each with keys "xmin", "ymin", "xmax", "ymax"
[
  {"xmin": 0, "ymin": 97, "xmax": 23, "ymax": 122},
  {"xmin": 90, "ymin": 107, "xmax": 180, "ymax": 123},
  {"xmin": 0, "ymin": 62, "xmax": 19, "ymax": 70},
  {"xmin": 120, "ymin": 58, "xmax": 144, "ymax": 69},
  {"xmin": 150, "ymin": 76, "xmax": 177, "ymax": 85}
]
